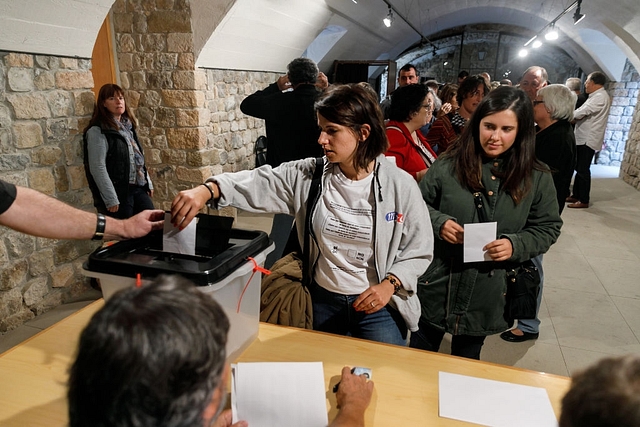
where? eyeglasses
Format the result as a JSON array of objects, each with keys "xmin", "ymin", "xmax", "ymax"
[
  {"xmin": 533, "ymin": 100, "xmax": 545, "ymax": 106},
  {"xmin": 422, "ymin": 103, "xmax": 433, "ymax": 113}
]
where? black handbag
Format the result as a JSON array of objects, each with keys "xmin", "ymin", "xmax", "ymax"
[
  {"xmin": 472, "ymin": 192, "xmax": 541, "ymax": 324},
  {"xmin": 504, "ymin": 259, "xmax": 540, "ymax": 321}
]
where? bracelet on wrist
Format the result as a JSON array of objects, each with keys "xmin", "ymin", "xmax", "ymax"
[
  {"xmin": 201, "ymin": 182, "xmax": 214, "ymax": 201},
  {"xmin": 385, "ymin": 274, "xmax": 402, "ymax": 295},
  {"xmin": 92, "ymin": 213, "xmax": 106, "ymax": 241}
]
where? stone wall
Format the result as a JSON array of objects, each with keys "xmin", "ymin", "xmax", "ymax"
[
  {"xmin": 111, "ymin": 0, "xmax": 271, "ymax": 217},
  {"xmin": 202, "ymin": 69, "xmax": 277, "ymax": 176},
  {"xmin": 396, "ymin": 27, "xmax": 581, "ymax": 87},
  {"xmin": 601, "ymin": 61, "xmax": 640, "ymax": 166},
  {"xmin": 0, "ymin": 52, "xmax": 97, "ymax": 332},
  {"xmin": 620, "ymin": 66, "xmax": 640, "ymax": 188}
]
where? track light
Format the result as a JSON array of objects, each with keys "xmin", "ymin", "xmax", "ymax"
[
  {"xmin": 523, "ymin": 0, "xmax": 584, "ymax": 48},
  {"xmin": 545, "ymin": 24, "xmax": 559, "ymax": 41},
  {"xmin": 573, "ymin": 0, "xmax": 585, "ymax": 25},
  {"xmin": 383, "ymin": 6, "xmax": 393, "ymax": 27},
  {"xmin": 518, "ymin": 49, "xmax": 529, "ymax": 58}
]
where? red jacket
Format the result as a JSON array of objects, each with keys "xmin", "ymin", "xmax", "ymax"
[{"xmin": 385, "ymin": 121, "xmax": 437, "ymax": 180}]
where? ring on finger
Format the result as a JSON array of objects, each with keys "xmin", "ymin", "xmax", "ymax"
[{"xmin": 370, "ymin": 302, "xmax": 376, "ymax": 308}]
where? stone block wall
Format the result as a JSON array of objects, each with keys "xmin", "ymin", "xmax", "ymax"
[
  {"xmin": 0, "ymin": 52, "xmax": 97, "ymax": 332},
  {"xmin": 620, "ymin": 65, "xmax": 640, "ymax": 189},
  {"xmin": 601, "ymin": 61, "xmax": 640, "ymax": 167},
  {"xmin": 111, "ymin": 0, "xmax": 272, "ymax": 218},
  {"xmin": 202, "ymin": 69, "xmax": 277, "ymax": 174}
]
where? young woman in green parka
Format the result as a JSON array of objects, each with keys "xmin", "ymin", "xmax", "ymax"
[{"xmin": 410, "ymin": 85, "xmax": 562, "ymax": 359}]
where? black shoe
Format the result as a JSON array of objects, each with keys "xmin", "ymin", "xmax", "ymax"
[{"xmin": 500, "ymin": 330, "xmax": 539, "ymax": 342}]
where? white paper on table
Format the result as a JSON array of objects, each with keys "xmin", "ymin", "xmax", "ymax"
[
  {"xmin": 231, "ymin": 362, "xmax": 328, "ymax": 427},
  {"xmin": 463, "ymin": 222, "xmax": 497, "ymax": 263},
  {"xmin": 439, "ymin": 371, "xmax": 558, "ymax": 427},
  {"xmin": 162, "ymin": 212, "xmax": 196, "ymax": 255}
]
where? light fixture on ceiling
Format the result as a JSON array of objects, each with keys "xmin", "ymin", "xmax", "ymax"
[
  {"xmin": 521, "ymin": 0, "xmax": 585, "ymax": 53},
  {"xmin": 518, "ymin": 49, "xmax": 529, "ymax": 58},
  {"xmin": 352, "ymin": 0, "xmax": 357, "ymax": 3},
  {"xmin": 383, "ymin": 6, "xmax": 393, "ymax": 27},
  {"xmin": 545, "ymin": 24, "xmax": 559, "ymax": 40},
  {"xmin": 573, "ymin": 0, "xmax": 585, "ymax": 25},
  {"xmin": 443, "ymin": 61, "xmax": 449, "ymax": 66}
]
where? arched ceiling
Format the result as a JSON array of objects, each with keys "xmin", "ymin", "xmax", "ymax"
[{"xmin": 0, "ymin": 0, "xmax": 638, "ymax": 82}]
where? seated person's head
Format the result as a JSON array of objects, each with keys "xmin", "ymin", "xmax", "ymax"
[
  {"xmin": 559, "ymin": 355, "xmax": 640, "ymax": 427},
  {"xmin": 68, "ymin": 275, "xmax": 230, "ymax": 427}
]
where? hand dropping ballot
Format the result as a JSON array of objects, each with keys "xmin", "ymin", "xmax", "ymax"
[
  {"xmin": 163, "ymin": 212, "xmax": 196, "ymax": 255},
  {"xmin": 463, "ymin": 222, "xmax": 497, "ymax": 262}
]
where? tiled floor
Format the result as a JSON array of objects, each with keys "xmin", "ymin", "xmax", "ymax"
[{"xmin": 2, "ymin": 165, "xmax": 639, "ymax": 378}]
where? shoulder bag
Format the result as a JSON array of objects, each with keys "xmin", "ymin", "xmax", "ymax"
[
  {"xmin": 259, "ymin": 157, "xmax": 324, "ymax": 329},
  {"xmin": 472, "ymin": 192, "xmax": 541, "ymax": 325}
]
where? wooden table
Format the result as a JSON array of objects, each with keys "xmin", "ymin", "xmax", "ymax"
[{"xmin": 0, "ymin": 300, "xmax": 571, "ymax": 426}]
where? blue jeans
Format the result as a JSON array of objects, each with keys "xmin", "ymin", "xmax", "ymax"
[
  {"xmin": 310, "ymin": 282, "xmax": 407, "ymax": 346},
  {"xmin": 409, "ymin": 319, "xmax": 486, "ymax": 360},
  {"xmin": 517, "ymin": 254, "xmax": 544, "ymax": 334}
]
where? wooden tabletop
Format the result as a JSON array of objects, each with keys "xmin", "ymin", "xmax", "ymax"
[{"xmin": 0, "ymin": 299, "xmax": 571, "ymax": 426}]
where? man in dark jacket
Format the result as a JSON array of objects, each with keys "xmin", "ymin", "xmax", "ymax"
[
  {"xmin": 240, "ymin": 58, "xmax": 326, "ymax": 267},
  {"xmin": 241, "ymin": 57, "xmax": 324, "ymax": 167}
]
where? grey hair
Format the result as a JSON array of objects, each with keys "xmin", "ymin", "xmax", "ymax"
[
  {"xmin": 428, "ymin": 87, "xmax": 442, "ymax": 112},
  {"xmin": 565, "ymin": 77, "xmax": 582, "ymax": 92},
  {"xmin": 522, "ymin": 66, "xmax": 548, "ymax": 84},
  {"xmin": 538, "ymin": 84, "xmax": 577, "ymax": 121},
  {"xmin": 287, "ymin": 57, "xmax": 318, "ymax": 85}
]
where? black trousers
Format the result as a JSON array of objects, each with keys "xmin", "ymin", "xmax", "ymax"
[
  {"xmin": 101, "ymin": 185, "xmax": 154, "ymax": 220},
  {"xmin": 409, "ymin": 319, "xmax": 486, "ymax": 360},
  {"xmin": 572, "ymin": 145, "xmax": 595, "ymax": 204}
]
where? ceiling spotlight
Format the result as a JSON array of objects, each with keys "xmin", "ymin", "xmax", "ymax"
[
  {"xmin": 573, "ymin": 0, "xmax": 585, "ymax": 25},
  {"xmin": 532, "ymin": 40, "xmax": 543, "ymax": 48},
  {"xmin": 444, "ymin": 61, "xmax": 449, "ymax": 66},
  {"xmin": 352, "ymin": 0, "xmax": 357, "ymax": 3},
  {"xmin": 518, "ymin": 48, "xmax": 529, "ymax": 58},
  {"xmin": 383, "ymin": 6, "xmax": 393, "ymax": 28},
  {"xmin": 545, "ymin": 24, "xmax": 559, "ymax": 41}
]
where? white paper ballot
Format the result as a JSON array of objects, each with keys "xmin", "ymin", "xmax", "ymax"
[
  {"xmin": 463, "ymin": 222, "xmax": 497, "ymax": 262},
  {"xmin": 162, "ymin": 212, "xmax": 196, "ymax": 255},
  {"xmin": 439, "ymin": 371, "xmax": 558, "ymax": 427},
  {"xmin": 231, "ymin": 362, "xmax": 328, "ymax": 427}
]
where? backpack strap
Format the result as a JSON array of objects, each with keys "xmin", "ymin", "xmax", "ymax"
[{"xmin": 302, "ymin": 157, "xmax": 324, "ymax": 287}]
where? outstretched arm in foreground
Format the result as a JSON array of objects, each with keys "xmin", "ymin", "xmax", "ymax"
[
  {"xmin": 0, "ymin": 186, "xmax": 164, "ymax": 240},
  {"xmin": 330, "ymin": 366, "xmax": 374, "ymax": 427}
]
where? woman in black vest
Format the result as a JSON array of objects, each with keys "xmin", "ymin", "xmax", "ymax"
[{"xmin": 84, "ymin": 84, "xmax": 154, "ymax": 219}]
